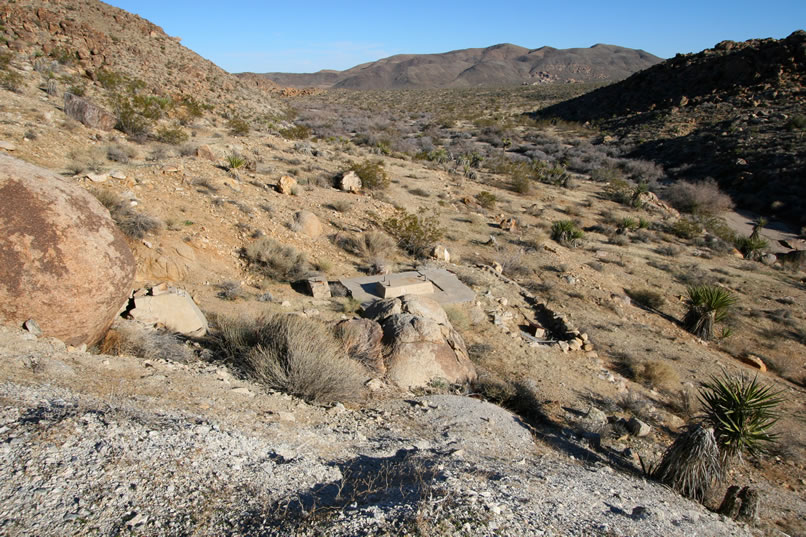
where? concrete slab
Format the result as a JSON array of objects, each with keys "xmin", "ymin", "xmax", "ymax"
[
  {"xmin": 372, "ymin": 273, "xmax": 434, "ymax": 298},
  {"xmin": 339, "ymin": 268, "xmax": 475, "ymax": 305}
]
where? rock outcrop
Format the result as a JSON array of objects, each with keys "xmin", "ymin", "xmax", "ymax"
[
  {"xmin": 63, "ymin": 92, "xmax": 117, "ymax": 130},
  {"xmin": 363, "ymin": 294, "xmax": 476, "ymax": 389},
  {"xmin": 0, "ymin": 154, "xmax": 135, "ymax": 346}
]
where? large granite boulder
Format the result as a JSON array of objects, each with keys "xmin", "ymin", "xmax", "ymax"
[
  {"xmin": 63, "ymin": 92, "xmax": 117, "ymax": 131},
  {"xmin": 0, "ymin": 154, "xmax": 135, "ymax": 346},
  {"xmin": 363, "ymin": 294, "xmax": 476, "ymax": 389},
  {"xmin": 128, "ymin": 287, "xmax": 208, "ymax": 337}
]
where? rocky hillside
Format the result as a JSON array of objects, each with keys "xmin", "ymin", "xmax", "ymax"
[
  {"xmin": 251, "ymin": 43, "xmax": 662, "ymax": 89},
  {"xmin": 538, "ymin": 31, "xmax": 806, "ymax": 229},
  {"xmin": 0, "ymin": 0, "xmax": 281, "ymax": 118}
]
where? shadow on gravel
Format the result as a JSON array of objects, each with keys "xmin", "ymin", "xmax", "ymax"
[{"xmin": 237, "ymin": 448, "xmax": 462, "ymax": 534}]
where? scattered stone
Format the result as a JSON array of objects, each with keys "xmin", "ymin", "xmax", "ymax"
[
  {"xmin": 109, "ymin": 170, "xmax": 127, "ymax": 180},
  {"xmin": 626, "ymin": 417, "xmax": 652, "ymax": 437},
  {"xmin": 276, "ymin": 175, "xmax": 297, "ymax": 194},
  {"xmin": 63, "ymin": 93, "xmax": 117, "ymax": 130},
  {"xmin": 492, "ymin": 261, "xmax": 503, "ymax": 274},
  {"xmin": 0, "ymin": 155, "xmax": 135, "ymax": 346},
  {"xmin": 0, "ymin": 141, "xmax": 16, "ymax": 151},
  {"xmin": 338, "ymin": 170, "xmax": 362, "ymax": 192},
  {"xmin": 85, "ymin": 172, "xmax": 108, "ymax": 183},
  {"xmin": 365, "ymin": 378, "xmax": 385, "ymax": 391},
  {"xmin": 306, "ymin": 276, "xmax": 331, "ymax": 299},
  {"xmin": 740, "ymin": 354, "xmax": 767, "ymax": 372},
  {"xmin": 23, "ymin": 319, "xmax": 42, "ymax": 337},
  {"xmin": 499, "ymin": 216, "xmax": 519, "ymax": 232},
  {"xmin": 761, "ymin": 253, "xmax": 777, "ymax": 266},
  {"xmin": 431, "ymin": 244, "xmax": 451, "ymax": 262}
]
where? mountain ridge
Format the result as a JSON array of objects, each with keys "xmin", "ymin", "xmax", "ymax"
[{"xmin": 246, "ymin": 42, "xmax": 662, "ymax": 89}]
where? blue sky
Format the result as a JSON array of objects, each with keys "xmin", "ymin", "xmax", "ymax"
[{"xmin": 106, "ymin": 1, "xmax": 805, "ymax": 73}]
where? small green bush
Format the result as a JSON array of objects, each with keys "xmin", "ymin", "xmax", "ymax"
[
  {"xmin": 475, "ymin": 191, "xmax": 497, "ymax": 209},
  {"xmin": 155, "ymin": 126, "xmax": 189, "ymax": 145},
  {"xmin": 735, "ymin": 235, "xmax": 768, "ymax": 259},
  {"xmin": 550, "ymin": 220, "xmax": 584, "ymax": 247},
  {"xmin": 241, "ymin": 237, "xmax": 311, "ymax": 281},
  {"xmin": 683, "ymin": 285, "xmax": 735, "ymax": 341},
  {"xmin": 349, "ymin": 159, "xmax": 389, "ymax": 190},
  {"xmin": 670, "ymin": 217, "xmax": 703, "ymax": 239},
  {"xmin": 228, "ymin": 117, "xmax": 250, "ymax": 136},
  {"xmin": 786, "ymin": 114, "xmax": 806, "ymax": 130},
  {"xmin": 383, "ymin": 208, "xmax": 444, "ymax": 257},
  {"xmin": 0, "ymin": 70, "xmax": 22, "ymax": 92},
  {"xmin": 279, "ymin": 124, "xmax": 311, "ymax": 140}
]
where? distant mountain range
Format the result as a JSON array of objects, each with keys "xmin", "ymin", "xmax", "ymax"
[{"xmin": 244, "ymin": 43, "xmax": 662, "ymax": 89}]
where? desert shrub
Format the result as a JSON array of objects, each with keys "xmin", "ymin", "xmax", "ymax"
[
  {"xmin": 663, "ymin": 179, "xmax": 734, "ymax": 216},
  {"xmin": 700, "ymin": 373, "xmax": 782, "ymax": 463},
  {"xmin": 683, "ymin": 285, "xmax": 736, "ymax": 341},
  {"xmin": 475, "ymin": 191, "xmax": 497, "ymax": 209},
  {"xmin": 155, "ymin": 125, "xmax": 189, "ymax": 145},
  {"xmin": 603, "ymin": 178, "xmax": 640, "ymax": 206},
  {"xmin": 383, "ymin": 208, "xmax": 444, "ymax": 257},
  {"xmin": 217, "ymin": 281, "xmax": 244, "ymax": 301},
  {"xmin": 279, "ymin": 124, "xmax": 312, "ymax": 140},
  {"xmin": 338, "ymin": 230, "xmax": 395, "ymax": 260},
  {"xmin": 535, "ymin": 163, "xmax": 571, "ymax": 187},
  {"xmin": 550, "ymin": 220, "xmax": 584, "ymax": 247},
  {"xmin": 348, "ymin": 159, "xmax": 389, "ymax": 190},
  {"xmin": 106, "ymin": 144, "xmax": 135, "ymax": 163},
  {"xmin": 228, "ymin": 117, "xmax": 250, "ymax": 136},
  {"xmin": 100, "ymin": 320, "xmax": 194, "ymax": 363},
  {"xmin": 334, "ymin": 322, "xmax": 383, "ymax": 373},
  {"xmin": 113, "ymin": 98, "xmax": 152, "ymax": 139},
  {"xmin": 328, "ymin": 200, "xmax": 352, "ymax": 213},
  {"xmin": 213, "ymin": 314, "xmax": 367, "ymax": 403},
  {"xmin": 91, "ymin": 188, "xmax": 162, "ymax": 239},
  {"xmin": 635, "ymin": 360, "xmax": 679, "ymax": 389},
  {"xmin": 670, "ymin": 217, "xmax": 703, "ymax": 239},
  {"xmin": 627, "ymin": 289, "xmax": 665, "ymax": 310},
  {"xmin": 590, "ymin": 166, "xmax": 622, "ymax": 183},
  {"xmin": 786, "ymin": 114, "xmax": 806, "ymax": 130},
  {"xmin": 242, "ymin": 238, "xmax": 311, "ymax": 281},
  {"xmin": 0, "ymin": 70, "xmax": 22, "ymax": 92}
]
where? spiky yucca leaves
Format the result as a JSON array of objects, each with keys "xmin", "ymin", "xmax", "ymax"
[
  {"xmin": 652, "ymin": 424, "xmax": 722, "ymax": 501},
  {"xmin": 700, "ymin": 373, "xmax": 782, "ymax": 463},
  {"xmin": 683, "ymin": 285, "xmax": 736, "ymax": 341},
  {"xmin": 550, "ymin": 220, "xmax": 584, "ymax": 247}
]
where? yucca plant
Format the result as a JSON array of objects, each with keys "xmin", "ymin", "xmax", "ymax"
[
  {"xmin": 735, "ymin": 235, "xmax": 768, "ymax": 259},
  {"xmin": 700, "ymin": 373, "xmax": 782, "ymax": 463},
  {"xmin": 683, "ymin": 285, "xmax": 736, "ymax": 341},
  {"xmin": 226, "ymin": 154, "xmax": 246, "ymax": 170},
  {"xmin": 551, "ymin": 220, "xmax": 584, "ymax": 247}
]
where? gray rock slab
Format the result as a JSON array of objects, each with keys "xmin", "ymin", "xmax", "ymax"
[{"xmin": 340, "ymin": 268, "xmax": 474, "ymax": 306}]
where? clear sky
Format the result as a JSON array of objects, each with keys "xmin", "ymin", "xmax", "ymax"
[{"xmin": 105, "ymin": 1, "xmax": 805, "ymax": 73}]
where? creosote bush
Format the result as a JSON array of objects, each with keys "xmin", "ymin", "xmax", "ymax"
[
  {"xmin": 228, "ymin": 117, "xmax": 250, "ymax": 136},
  {"xmin": 663, "ymin": 179, "xmax": 734, "ymax": 216},
  {"xmin": 475, "ymin": 191, "xmax": 497, "ymax": 209},
  {"xmin": 348, "ymin": 159, "xmax": 389, "ymax": 190},
  {"xmin": 242, "ymin": 238, "xmax": 311, "ymax": 282},
  {"xmin": 213, "ymin": 314, "xmax": 368, "ymax": 403},
  {"xmin": 383, "ymin": 208, "xmax": 444, "ymax": 257},
  {"xmin": 155, "ymin": 125, "xmax": 189, "ymax": 145},
  {"xmin": 683, "ymin": 285, "xmax": 735, "ymax": 341}
]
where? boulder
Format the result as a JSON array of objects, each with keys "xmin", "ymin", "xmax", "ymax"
[
  {"xmin": 338, "ymin": 170, "xmax": 362, "ymax": 193},
  {"xmin": 195, "ymin": 144, "xmax": 216, "ymax": 161},
  {"xmin": 0, "ymin": 154, "xmax": 135, "ymax": 346},
  {"xmin": 381, "ymin": 313, "xmax": 476, "ymax": 389},
  {"xmin": 626, "ymin": 417, "xmax": 652, "ymax": 437},
  {"xmin": 293, "ymin": 210, "xmax": 323, "ymax": 238},
  {"xmin": 63, "ymin": 92, "xmax": 117, "ymax": 131},
  {"xmin": 276, "ymin": 175, "xmax": 297, "ymax": 194},
  {"xmin": 128, "ymin": 287, "xmax": 208, "ymax": 336},
  {"xmin": 364, "ymin": 294, "xmax": 475, "ymax": 389}
]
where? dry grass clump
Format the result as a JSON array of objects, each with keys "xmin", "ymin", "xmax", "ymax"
[
  {"xmin": 334, "ymin": 321, "xmax": 383, "ymax": 374},
  {"xmin": 651, "ymin": 424, "xmax": 722, "ymax": 501},
  {"xmin": 626, "ymin": 288, "xmax": 666, "ymax": 310},
  {"xmin": 337, "ymin": 230, "xmax": 395, "ymax": 260},
  {"xmin": 91, "ymin": 188, "xmax": 162, "ymax": 239},
  {"xmin": 242, "ymin": 238, "xmax": 311, "ymax": 282},
  {"xmin": 100, "ymin": 320, "xmax": 195, "ymax": 363},
  {"xmin": 214, "ymin": 314, "xmax": 368, "ymax": 403}
]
